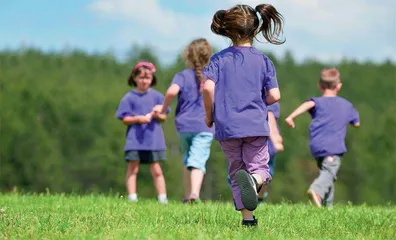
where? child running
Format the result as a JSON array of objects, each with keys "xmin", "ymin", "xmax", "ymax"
[
  {"xmin": 227, "ymin": 102, "xmax": 284, "ymax": 204},
  {"xmin": 258, "ymin": 102, "xmax": 284, "ymax": 203},
  {"xmin": 115, "ymin": 61, "xmax": 170, "ymax": 204},
  {"xmin": 202, "ymin": 4, "xmax": 285, "ymax": 226},
  {"xmin": 160, "ymin": 38, "xmax": 214, "ymax": 203},
  {"xmin": 285, "ymin": 68, "xmax": 360, "ymax": 208}
]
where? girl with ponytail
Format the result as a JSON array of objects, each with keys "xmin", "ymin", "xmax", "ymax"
[{"xmin": 202, "ymin": 4, "xmax": 285, "ymax": 226}]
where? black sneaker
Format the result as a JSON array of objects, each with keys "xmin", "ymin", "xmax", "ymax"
[
  {"xmin": 242, "ymin": 216, "xmax": 258, "ymax": 227},
  {"xmin": 235, "ymin": 170, "xmax": 259, "ymax": 211}
]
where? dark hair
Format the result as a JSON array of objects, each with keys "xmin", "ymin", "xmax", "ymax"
[
  {"xmin": 210, "ymin": 4, "xmax": 285, "ymax": 45},
  {"xmin": 183, "ymin": 38, "xmax": 212, "ymax": 88},
  {"xmin": 127, "ymin": 66, "xmax": 157, "ymax": 87},
  {"xmin": 319, "ymin": 68, "xmax": 340, "ymax": 89}
]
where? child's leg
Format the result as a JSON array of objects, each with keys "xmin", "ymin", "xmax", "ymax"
[
  {"xmin": 179, "ymin": 133, "xmax": 192, "ymax": 200},
  {"xmin": 221, "ymin": 139, "xmax": 257, "ymax": 226},
  {"xmin": 149, "ymin": 162, "xmax": 167, "ymax": 203},
  {"xmin": 242, "ymin": 137, "xmax": 271, "ymax": 188},
  {"xmin": 126, "ymin": 161, "xmax": 140, "ymax": 201},
  {"xmin": 308, "ymin": 156, "xmax": 341, "ymax": 207},
  {"xmin": 188, "ymin": 133, "xmax": 213, "ymax": 199},
  {"xmin": 241, "ymin": 209, "xmax": 255, "ymax": 222},
  {"xmin": 183, "ymin": 167, "xmax": 191, "ymax": 200},
  {"xmin": 258, "ymin": 155, "xmax": 276, "ymax": 200},
  {"xmin": 233, "ymin": 137, "xmax": 271, "ymax": 212},
  {"xmin": 324, "ymin": 183, "xmax": 334, "ymax": 207},
  {"xmin": 189, "ymin": 168, "xmax": 204, "ymax": 199},
  {"xmin": 219, "ymin": 139, "xmax": 245, "ymax": 211}
]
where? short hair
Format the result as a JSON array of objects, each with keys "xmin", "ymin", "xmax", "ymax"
[{"xmin": 319, "ymin": 68, "xmax": 340, "ymax": 89}]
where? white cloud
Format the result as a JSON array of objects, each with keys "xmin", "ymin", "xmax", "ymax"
[
  {"xmin": 88, "ymin": 0, "xmax": 222, "ymax": 61},
  {"xmin": 227, "ymin": 0, "xmax": 396, "ymax": 62},
  {"xmin": 89, "ymin": 1, "xmax": 116, "ymax": 14},
  {"xmin": 229, "ymin": 0, "xmax": 393, "ymax": 41},
  {"xmin": 89, "ymin": 0, "xmax": 179, "ymax": 35},
  {"xmin": 88, "ymin": 0, "xmax": 396, "ymax": 63}
]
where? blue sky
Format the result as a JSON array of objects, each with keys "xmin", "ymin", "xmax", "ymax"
[{"xmin": 1, "ymin": 0, "xmax": 395, "ymax": 64}]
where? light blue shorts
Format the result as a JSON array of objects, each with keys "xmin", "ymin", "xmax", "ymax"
[{"xmin": 179, "ymin": 132, "xmax": 214, "ymax": 173}]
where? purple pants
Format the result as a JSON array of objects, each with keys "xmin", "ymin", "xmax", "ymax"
[{"xmin": 220, "ymin": 137, "xmax": 271, "ymax": 210}]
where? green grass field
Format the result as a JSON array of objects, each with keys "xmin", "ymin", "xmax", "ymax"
[{"xmin": 1, "ymin": 194, "xmax": 395, "ymax": 239}]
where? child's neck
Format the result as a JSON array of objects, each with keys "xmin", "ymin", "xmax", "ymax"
[
  {"xmin": 233, "ymin": 41, "xmax": 252, "ymax": 47},
  {"xmin": 135, "ymin": 88, "xmax": 150, "ymax": 93},
  {"xmin": 322, "ymin": 89, "xmax": 338, "ymax": 97}
]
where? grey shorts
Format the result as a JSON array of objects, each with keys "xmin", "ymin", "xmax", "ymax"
[{"xmin": 124, "ymin": 150, "xmax": 166, "ymax": 164}]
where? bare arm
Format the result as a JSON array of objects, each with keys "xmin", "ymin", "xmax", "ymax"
[
  {"xmin": 285, "ymin": 100, "xmax": 315, "ymax": 128},
  {"xmin": 122, "ymin": 116, "xmax": 150, "ymax": 125},
  {"xmin": 152, "ymin": 113, "xmax": 167, "ymax": 122},
  {"xmin": 353, "ymin": 122, "xmax": 360, "ymax": 128},
  {"xmin": 268, "ymin": 112, "xmax": 284, "ymax": 151},
  {"xmin": 268, "ymin": 112, "xmax": 280, "ymax": 137},
  {"xmin": 202, "ymin": 80, "xmax": 215, "ymax": 127},
  {"xmin": 160, "ymin": 84, "xmax": 180, "ymax": 114},
  {"xmin": 266, "ymin": 88, "xmax": 281, "ymax": 105}
]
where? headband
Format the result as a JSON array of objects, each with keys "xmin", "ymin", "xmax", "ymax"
[{"xmin": 133, "ymin": 61, "xmax": 156, "ymax": 73}]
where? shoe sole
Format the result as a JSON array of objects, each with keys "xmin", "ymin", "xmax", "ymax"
[
  {"xmin": 307, "ymin": 189, "xmax": 322, "ymax": 208},
  {"xmin": 236, "ymin": 170, "xmax": 258, "ymax": 211}
]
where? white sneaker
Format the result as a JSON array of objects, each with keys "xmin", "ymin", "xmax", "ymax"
[{"xmin": 128, "ymin": 193, "xmax": 138, "ymax": 202}]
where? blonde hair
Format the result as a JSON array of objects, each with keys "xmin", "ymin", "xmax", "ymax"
[
  {"xmin": 319, "ymin": 68, "xmax": 340, "ymax": 89},
  {"xmin": 183, "ymin": 38, "xmax": 212, "ymax": 88}
]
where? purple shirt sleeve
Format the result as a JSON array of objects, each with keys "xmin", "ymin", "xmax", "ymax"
[
  {"xmin": 267, "ymin": 105, "xmax": 275, "ymax": 113},
  {"xmin": 307, "ymin": 97, "xmax": 317, "ymax": 116},
  {"xmin": 349, "ymin": 107, "xmax": 360, "ymax": 124},
  {"xmin": 203, "ymin": 56, "xmax": 219, "ymax": 83},
  {"xmin": 115, "ymin": 94, "xmax": 134, "ymax": 119},
  {"xmin": 171, "ymin": 72, "xmax": 185, "ymax": 91},
  {"xmin": 264, "ymin": 58, "xmax": 279, "ymax": 90},
  {"xmin": 267, "ymin": 102, "xmax": 280, "ymax": 119}
]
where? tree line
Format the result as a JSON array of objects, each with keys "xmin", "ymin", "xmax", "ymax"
[{"xmin": 1, "ymin": 47, "xmax": 395, "ymax": 204}]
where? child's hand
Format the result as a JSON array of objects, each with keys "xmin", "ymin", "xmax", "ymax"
[
  {"xmin": 205, "ymin": 117, "xmax": 213, "ymax": 128},
  {"xmin": 151, "ymin": 111, "xmax": 167, "ymax": 122},
  {"xmin": 271, "ymin": 134, "xmax": 284, "ymax": 151},
  {"xmin": 274, "ymin": 142, "xmax": 284, "ymax": 152},
  {"xmin": 152, "ymin": 105, "xmax": 163, "ymax": 113},
  {"xmin": 139, "ymin": 115, "xmax": 152, "ymax": 124},
  {"xmin": 274, "ymin": 134, "xmax": 283, "ymax": 143},
  {"xmin": 285, "ymin": 117, "xmax": 295, "ymax": 128}
]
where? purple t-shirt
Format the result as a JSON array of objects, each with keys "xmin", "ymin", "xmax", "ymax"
[
  {"xmin": 308, "ymin": 96, "xmax": 360, "ymax": 158},
  {"xmin": 115, "ymin": 89, "xmax": 170, "ymax": 151},
  {"xmin": 203, "ymin": 46, "xmax": 279, "ymax": 141},
  {"xmin": 172, "ymin": 69, "xmax": 214, "ymax": 134},
  {"xmin": 267, "ymin": 102, "xmax": 280, "ymax": 157}
]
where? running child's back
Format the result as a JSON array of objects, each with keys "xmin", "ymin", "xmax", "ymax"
[{"xmin": 205, "ymin": 47, "xmax": 278, "ymax": 140}]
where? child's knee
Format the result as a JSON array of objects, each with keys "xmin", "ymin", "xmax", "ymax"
[
  {"xmin": 186, "ymin": 163, "xmax": 206, "ymax": 174},
  {"xmin": 127, "ymin": 161, "xmax": 139, "ymax": 174},
  {"xmin": 150, "ymin": 164, "xmax": 164, "ymax": 178}
]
